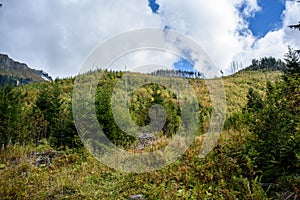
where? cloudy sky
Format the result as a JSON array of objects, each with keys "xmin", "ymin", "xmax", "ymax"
[{"xmin": 0, "ymin": 0, "xmax": 299, "ymax": 77}]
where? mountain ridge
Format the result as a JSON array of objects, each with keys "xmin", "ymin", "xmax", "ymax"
[{"xmin": 0, "ymin": 54, "xmax": 53, "ymax": 85}]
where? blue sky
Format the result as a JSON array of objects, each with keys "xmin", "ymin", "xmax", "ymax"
[
  {"xmin": 248, "ymin": 0, "xmax": 286, "ymax": 37},
  {"xmin": 173, "ymin": 58, "xmax": 194, "ymax": 71},
  {"xmin": 148, "ymin": 0, "xmax": 160, "ymax": 14},
  {"xmin": 0, "ymin": 0, "xmax": 299, "ymax": 77}
]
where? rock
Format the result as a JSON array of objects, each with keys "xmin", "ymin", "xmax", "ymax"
[
  {"xmin": 136, "ymin": 133, "xmax": 155, "ymax": 150},
  {"xmin": 0, "ymin": 54, "xmax": 28, "ymax": 70},
  {"xmin": 36, "ymin": 70, "xmax": 53, "ymax": 81},
  {"xmin": 128, "ymin": 194, "xmax": 145, "ymax": 200},
  {"xmin": 30, "ymin": 151, "xmax": 61, "ymax": 167},
  {"xmin": 138, "ymin": 133, "xmax": 154, "ymax": 146}
]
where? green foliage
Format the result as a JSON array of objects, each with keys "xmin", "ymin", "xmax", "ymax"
[
  {"xmin": 244, "ymin": 88, "xmax": 264, "ymax": 113},
  {"xmin": 246, "ymin": 83, "xmax": 300, "ymax": 181},
  {"xmin": 31, "ymin": 82, "xmax": 80, "ymax": 148},
  {"xmin": 0, "ymin": 85, "xmax": 24, "ymax": 146},
  {"xmin": 0, "ymin": 74, "xmax": 34, "ymax": 86},
  {"xmin": 240, "ymin": 48, "xmax": 300, "ymax": 197},
  {"xmin": 284, "ymin": 46, "xmax": 300, "ymax": 75},
  {"xmin": 224, "ymin": 112, "xmax": 245, "ymax": 130},
  {"xmin": 1, "ymin": 62, "xmax": 299, "ymax": 199},
  {"xmin": 0, "ymin": 139, "xmax": 268, "ymax": 199},
  {"xmin": 95, "ymin": 71, "xmax": 135, "ymax": 146},
  {"xmin": 0, "ymin": 75, "xmax": 18, "ymax": 86},
  {"xmin": 224, "ymin": 88, "xmax": 264, "ymax": 130},
  {"xmin": 244, "ymin": 57, "xmax": 286, "ymax": 72},
  {"xmin": 94, "ymin": 71, "xmax": 198, "ymax": 146},
  {"xmin": 129, "ymin": 83, "xmax": 181, "ymax": 137},
  {"xmin": 34, "ymin": 84, "xmax": 62, "ymax": 124}
]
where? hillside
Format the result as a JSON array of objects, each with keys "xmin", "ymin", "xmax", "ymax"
[
  {"xmin": 0, "ymin": 54, "xmax": 52, "ymax": 85},
  {"xmin": 0, "ymin": 61, "xmax": 299, "ymax": 199}
]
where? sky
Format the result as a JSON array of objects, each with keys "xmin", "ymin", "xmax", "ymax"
[
  {"xmin": 0, "ymin": 0, "xmax": 299, "ymax": 78},
  {"xmin": 248, "ymin": 0, "xmax": 285, "ymax": 37}
]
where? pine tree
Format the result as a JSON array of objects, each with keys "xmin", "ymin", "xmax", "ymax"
[
  {"xmin": 245, "ymin": 48, "xmax": 300, "ymax": 184},
  {"xmin": 34, "ymin": 83, "xmax": 62, "ymax": 145},
  {"xmin": 284, "ymin": 46, "xmax": 300, "ymax": 75},
  {"xmin": 0, "ymin": 85, "xmax": 24, "ymax": 146}
]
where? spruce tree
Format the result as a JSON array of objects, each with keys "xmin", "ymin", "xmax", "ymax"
[{"xmin": 0, "ymin": 86, "xmax": 24, "ymax": 146}]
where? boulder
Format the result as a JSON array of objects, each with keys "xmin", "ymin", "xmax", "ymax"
[
  {"xmin": 30, "ymin": 151, "xmax": 61, "ymax": 167},
  {"xmin": 138, "ymin": 133, "xmax": 154, "ymax": 146},
  {"xmin": 128, "ymin": 194, "xmax": 145, "ymax": 200}
]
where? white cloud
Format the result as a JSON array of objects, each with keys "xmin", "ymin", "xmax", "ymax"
[
  {"xmin": 241, "ymin": 0, "xmax": 261, "ymax": 17},
  {"xmin": 0, "ymin": 0, "xmax": 160, "ymax": 77},
  {"xmin": 108, "ymin": 49, "xmax": 178, "ymax": 73},
  {"xmin": 0, "ymin": 0, "xmax": 299, "ymax": 77},
  {"xmin": 156, "ymin": 0, "xmax": 258, "ymax": 73},
  {"xmin": 282, "ymin": 1, "xmax": 300, "ymax": 48},
  {"xmin": 232, "ymin": 1, "xmax": 300, "ymax": 73},
  {"xmin": 234, "ymin": 30, "xmax": 287, "ymax": 68}
]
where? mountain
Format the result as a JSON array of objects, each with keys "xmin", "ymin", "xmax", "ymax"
[{"xmin": 0, "ymin": 54, "xmax": 52, "ymax": 86}]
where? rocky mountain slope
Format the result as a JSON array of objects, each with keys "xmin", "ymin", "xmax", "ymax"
[{"xmin": 0, "ymin": 54, "xmax": 52, "ymax": 85}]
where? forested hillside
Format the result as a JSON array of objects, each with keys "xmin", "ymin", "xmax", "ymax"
[{"xmin": 0, "ymin": 48, "xmax": 299, "ymax": 199}]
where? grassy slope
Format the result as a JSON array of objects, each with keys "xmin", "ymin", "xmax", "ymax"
[
  {"xmin": 0, "ymin": 71, "xmax": 281, "ymax": 199},
  {"xmin": 223, "ymin": 71, "xmax": 281, "ymax": 114}
]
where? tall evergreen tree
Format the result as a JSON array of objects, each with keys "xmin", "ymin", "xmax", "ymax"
[
  {"xmin": 0, "ymin": 86, "xmax": 24, "ymax": 146},
  {"xmin": 284, "ymin": 46, "xmax": 300, "ymax": 75},
  {"xmin": 244, "ymin": 48, "xmax": 300, "ymax": 185},
  {"xmin": 33, "ymin": 84, "xmax": 62, "ymax": 144}
]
